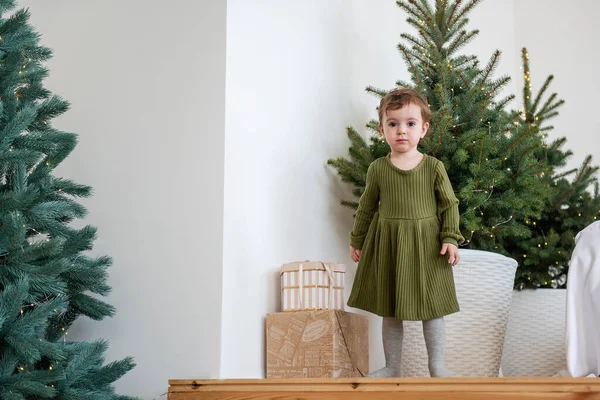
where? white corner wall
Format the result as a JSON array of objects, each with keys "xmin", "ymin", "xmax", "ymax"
[
  {"xmin": 19, "ymin": 0, "xmax": 599, "ymax": 390},
  {"xmin": 22, "ymin": 1, "xmax": 227, "ymax": 398},
  {"xmin": 221, "ymin": 0, "xmax": 518, "ymax": 378}
]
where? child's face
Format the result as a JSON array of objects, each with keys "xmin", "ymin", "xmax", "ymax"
[{"xmin": 379, "ymin": 103, "xmax": 429, "ymax": 155}]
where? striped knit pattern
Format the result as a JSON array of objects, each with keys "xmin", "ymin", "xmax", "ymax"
[{"xmin": 347, "ymin": 154, "xmax": 465, "ymax": 321}]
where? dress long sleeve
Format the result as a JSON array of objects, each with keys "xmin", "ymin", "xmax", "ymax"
[
  {"xmin": 349, "ymin": 163, "xmax": 379, "ymax": 250},
  {"xmin": 434, "ymin": 161, "xmax": 464, "ymax": 246}
]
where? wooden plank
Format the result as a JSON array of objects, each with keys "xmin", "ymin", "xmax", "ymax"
[
  {"xmin": 170, "ymin": 391, "xmax": 599, "ymax": 400},
  {"xmin": 168, "ymin": 378, "xmax": 600, "ymax": 400}
]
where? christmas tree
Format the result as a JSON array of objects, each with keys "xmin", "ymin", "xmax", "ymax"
[
  {"xmin": 506, "ymin": 48, "xmax": 600, "ymax": 289},
  {"xmin": 0, "ymin": 2, "xmax": 135, "ymax": 399},
  {"xmin": 328, "ymin": 0, "xmax": 551, "ymax": 252}
]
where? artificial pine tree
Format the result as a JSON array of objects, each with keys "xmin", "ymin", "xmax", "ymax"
[
  {"xmin": 506, "ymin": 48, "xmax": 600, "ymax": 289},
  {"xmin": 328, "ymin": 0, "xmax": 550, "ymax": 252},
  {"xmin": 0, "ymin": 2, "xmax": 135, "ymax": 399}
]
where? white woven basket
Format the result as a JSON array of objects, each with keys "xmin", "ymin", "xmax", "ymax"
[
  {"xmin": 400, "ymin": 249, "xmax": 517, "ymax": 377},
  {"xmin": 500, "ymin": 289, "xmax": 567, "ymax": 376}
]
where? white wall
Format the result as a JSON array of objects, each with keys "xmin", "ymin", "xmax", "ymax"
[
  {"xmin": 514, "ymin": 0, "xmax": 600, "ymax": 172},
  {"xmin": 22, "ymin": 1, "xmax": 227, "ymax": 398},
  {"xmin": 20, "ymin": 0, "xmax": 599, "ymax": 389},
  {"xmin": 221, "ymin": 0, "xmax": 519, "ymax": 378}
]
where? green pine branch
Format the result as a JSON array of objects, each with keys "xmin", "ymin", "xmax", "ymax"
[{"xmin": 0, "ymin": 2, "xmax": 136, "ymax": 398}]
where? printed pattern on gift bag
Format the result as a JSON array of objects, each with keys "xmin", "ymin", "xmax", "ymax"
[{"xmin": 265, "ymin": 310, "xmax": 368, "ymax": 378}]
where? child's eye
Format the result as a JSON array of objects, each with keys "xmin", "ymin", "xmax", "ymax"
[
  {"xmin": 408, "ymin": 122, "xmax": 416, "ymax": 127},
  {"xmin": 389, "ymin": 122, "xmax": 397, "ymax": 127}
]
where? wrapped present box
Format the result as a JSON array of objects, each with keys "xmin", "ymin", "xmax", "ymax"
[
  {"xmin": 265, "ymin": 310, "xmax": 368, "ymax": 378},
  {"xmin": 281, "ymin": 261, "xmax": 345, "ymax": 311}
]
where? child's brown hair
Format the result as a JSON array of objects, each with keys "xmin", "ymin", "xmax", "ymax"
[{"xmin": 378, "ymin": 88, "xmax": 432, "ymax": 125}]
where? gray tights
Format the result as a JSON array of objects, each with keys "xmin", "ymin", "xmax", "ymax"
[{"xmin": 367, "ymin": 317, "xmax": 453, "ymax": 377}]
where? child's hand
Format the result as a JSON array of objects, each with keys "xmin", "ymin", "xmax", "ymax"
[
  {"xmin": 440, "ymin": 243, "xmax": 459, "ymax": 266},
  {"xmin": 350, "ymin": 246, "xmax": 361, "ymax": 263}
]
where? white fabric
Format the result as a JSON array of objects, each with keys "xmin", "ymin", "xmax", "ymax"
[{"xmin": 566, "ymin": 221, "xmax": 600, "ymax": 377}]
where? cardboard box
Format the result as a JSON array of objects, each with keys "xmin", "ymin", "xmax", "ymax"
[
  {"xmin": 281, "ymin": 261, "xmax": 345, "ymax": 311},
  {"xmin": 265, "ymin": 310, "xmax": 368, "ymax": 378}
]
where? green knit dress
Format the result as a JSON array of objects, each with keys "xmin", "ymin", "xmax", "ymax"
[{"xmin": 347, "ymin": 154, "xmax": 464, "ymax": 321}]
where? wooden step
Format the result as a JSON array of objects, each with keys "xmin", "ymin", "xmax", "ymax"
[{"xmin": 168, "ymin": 377, "xmax": 600, "ymax": 399}]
